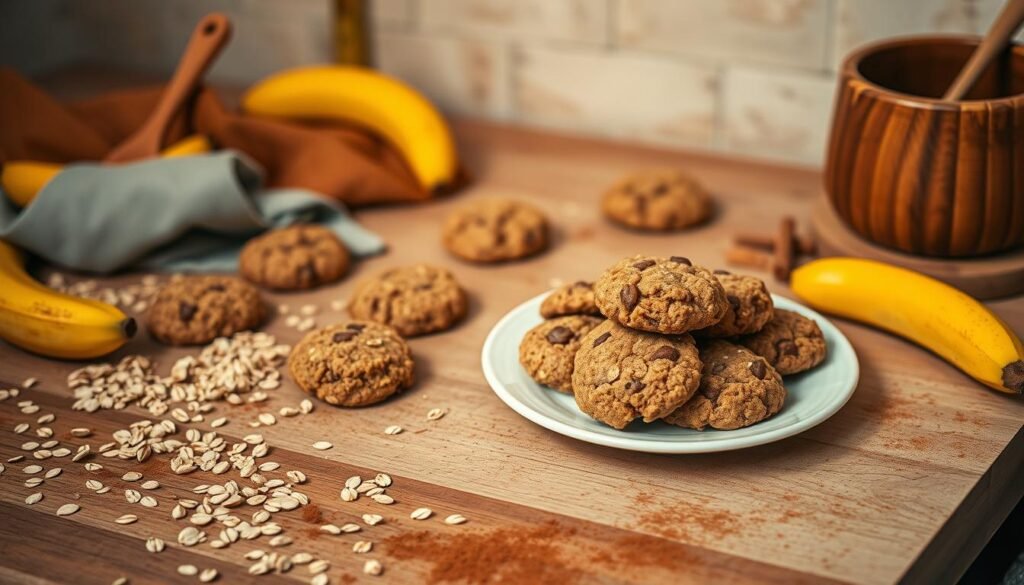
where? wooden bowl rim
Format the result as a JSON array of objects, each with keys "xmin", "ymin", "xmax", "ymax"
[{"xmin": 841, "ymin": 34, "xmax": 1024, "ymax": 109}]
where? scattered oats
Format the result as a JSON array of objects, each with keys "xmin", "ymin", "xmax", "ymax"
[
  {"xmin": 278, "ymin": 406, "xmax": 299, "ymax": 417},
  {"xmin": 243, "ymin": 434, "xmax": 264, "ymax": 445},
  {"xmin": 86, "ymin": 479, "xmax": 103, "ymax": 491},
  {"xmin": 44, "ymin": 467, "xmax": 62, "ymax": 479},
  {"xmin": 190, "ymin": 513, "xmax": 213, "ymax": 526},
  {"xmin": 177, "ymin": 565, "xmax": 198, "ymax": 576},
  {"xmin": 374, "ymin": 473, "xmax": 392, "ymax": 487},
  {"xmin": 345, "ymin": 475, "xmax": 361, "ymax": 489},
  {"xmin": 312, "ymin": 441, "xmax": 333, "ymax": 451},
  {"xmin": 340, "ymin": 523, "xmax": 361, "ymax": 533},
  {"xmin": 309, "ymin": 559, "xmax": 330, "ymax": 574},
  {"xmin": 36, "ymin": 427, "xmax": 54, "ymax": 438},
  {"xmin": 210, "ymin": 417, "xmax": 227, "ymax": 428},
  {"xmin": 311, "ymin": 574, "xmax": 329, "ymax": 585},
  {"xmin": 330, "ymin": 299, "xmax": 347, "ymax": 311},
  {"xmin": 139, "ymin": 495, "xmax": 158, "ymax": 508},
  {"xmin": 96, "ymin": 486, "xmax": 111, "ymax": 494},
  {"xmin": 299, "ymin": 399, "xmax": 314, "ymax": 414},
  {"xmin": 199, "ymin": 568, "xmax": 218, "ymax": 583},
  {"xmin": 297, "ymin": 317, "xmax": 315, "ymax": 332},
  {"xmin": 340, "ymin": 487, "xmax": 358, "ymax": 502},
  {"xmin": 25, "ymin": 477, "xmax": 44, "ymax": 488},
  {"xmin": 13, "ymin": 423, "xmax": 29, "ymax": 434},
  {"xmin": 70, "ymin": 427, "xmax": 92, "ymax": 438},
  {"xmin": 384, "ymin": 425, "xmax": 403, "ymax": 435},
  {"xmin": 278, "ymin": 304, "xmax": 290, "ymax": 314},
  {"xmin": 125, "ymin": 489, "xmax": 142, "ymax": 504},
  {"xmin": 72, "ymin": 445, "xmax": 91, "ymax": 462},
  {"xmin": 21, "ymin": 404, "xmax": 40, "ymax": 414},
  {"xmin": 320, "ymin": 524, "xmax": 342, "ymax": 535},
  {"xmin": 444, "ymin": 514, "xmax": 468, "ymax": 525},
  {"xmin": 0, "ymin": 463, "xmax": 4, "ymax": 474},
  {"xmin": 300, "ymin": 304, "xmax": 318, "ymax": 316},
  {"xmin": 363, "ymin": 559, "xmax": 383, "ymax": 576},
  {"xmin": 426, "ymin": 408, "xmax": 447, "ymax": 421},
  {"xmin": 145, "ymin": 537, "xmax": 165, "ymax": 553},
  {"xmin": 37, "ymin": 413, "xmax": 55, "ymax": 424},
  {"xmin": 371, "ymin": 494, "xmax": 394, "ymax": 505},
  {"xmin": 353, "ymin": 541, "xmax": 373, "ymax": 554},
  {"xmin": 56, "ymin": 503, "xmax": 80, "ymax": 516},
  {"xmin": 23, "ymin": 464, "xmax": 42, "ymax": 474},
  {"xmin": 258, "ymin": 413, "xmax": 276, "ymax": 426},
  {"xmin": 112, "ymin": 577, "xmax": 128, "ymax": 585},
  {"xmin": 291, "ymin": 552, "xmax": 313, "ymax": 564},
  {"xmin": 8, "ymin": 456, "xmax": 25, "ymax": 463},
  {"xmin": 410, "ymin": 507, "xmax": 433, "ymax": 520},
  {"xmin": 286, "ymin": 470, "xmax": 307, "ymax": 483},
  {"xmin": 178, "ymin": 526, "xmax": 205, "ymax": 546},
  {"xmin": 115, "ymin": 514, "xmax": 138, "ymax": 525},
  {"xmin": 25, "ymin": 492, "xmax": 43, "ymax": 505},
  {"xmin": 141, "ymin": 480, "xmax": 160, "ymax": 490},
  {"xmin": 269, "ymin": 535, "xmax": 292, "ymax": 547},
  {"xmin": 84, "ymin": 462, "xmax": 102, "ymax": 471},
  {"xmin": 22, "ymin": 377, "xmax": 38, "ymax": 388},
  {"xmin": 258, "ymin": 462, "xmax": 280, "ymax": 472},
  {"xmin": 21, "ymin": 441, "xmax": 39, "ymax": 451},
  {"xmin": 285, "ymin": 315, "xmax": 301, "ymax": 327},
  {"xmin": 52, "ymin": 447, "xmax": 71, "ymax": 458},
  {"xmin": 122, "ymin": 471, "xmax": 143, "ymax": 482},
  {"xmin": 362, "ymin": 514, "xmax": 383, "ymax": 526}
]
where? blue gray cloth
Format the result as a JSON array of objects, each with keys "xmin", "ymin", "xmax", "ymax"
[{"xmin": 0, "ymin": 151, "xmax": 385, "ymax": 273}]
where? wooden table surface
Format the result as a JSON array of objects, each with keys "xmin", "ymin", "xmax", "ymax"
[{"xmin": 2, "ymin": 119, "xmax": 1023, "ymax": 585}]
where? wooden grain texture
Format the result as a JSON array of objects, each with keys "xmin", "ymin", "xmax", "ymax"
[
  {"xmin": 1, "ymin": 117, "xmax": 1023, "ymax": 585},
  {"xmin": 825, "ymin": 36, "xmax": 1024, "ymax": 258}
]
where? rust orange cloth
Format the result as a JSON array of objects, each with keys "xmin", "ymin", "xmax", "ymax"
[{"xmin": 0, "ymin": 67, "xmax": 430, "ymax": 207}]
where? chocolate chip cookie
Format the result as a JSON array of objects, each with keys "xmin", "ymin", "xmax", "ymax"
[
  {"xmin": 738, "ymin": 308, "xmax": 826, "ymax": 375},
  {"xmin": 442, "ymin": 198, "xmax": 549, "ymax": 263},
  {"xmin": 288, "ymin": 321, "xmax": 415, "ymax": 407},
  {"xmin": 239, "ymin": 224, "xmax": 350, "ymax": 290},
  {"xmin": 696, "ymin": 271, "xmax": 774, "ymax": 337},
  {"xmin": 571, "ymin": 320, "xmax": 702, "ymax": 429},
  {"xmin": 664, "ymin": 340, "xmax": 785, "ymax": 431},
  {"xmin": 519, "ymin": 315, "xmax": 603, "ymax": 392},
  {"xmin": 540, "ymin": 281, "xmax": 601, "ymax": 319},
  {"xmin": 147, "ymin": 276, "xmax": 266, "ymax": 345},
  {"xmin": 348, "ymin": 264, "xmax": 467, "ymax": 337},
  {"xmin": 594, "ymin": 255, "xmax": 728, "ymax": 334},
  {"xmin": 602, "ymin": 169, "xmax": 712, "ymax": 231}
]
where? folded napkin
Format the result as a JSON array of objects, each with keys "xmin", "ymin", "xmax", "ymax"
[{"xmin": 0, "ymin": 151, "xmax": 385, "ymax": 273}]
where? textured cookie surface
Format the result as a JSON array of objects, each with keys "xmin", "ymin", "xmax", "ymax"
[
  {"xmin": 519, "ymin": 315, "xmax": 603, "ymax": 392},
  {"xmin": 738, "ymin": 309, "xmax": 827, "ymax": 375},
  {"xmin": 594, "ymin": 255, "xmax": 728, "ymax": 334},
  {"xmin": 602, "ymin": 169, "xmax": 712, "ymax": 231},
  {"xmin": 348, "ymin": 264, "xmax": 467, "ymax": 337},
  {"xmin": 696, "ymin": 272, "xmax": 774, "ymax": 337},
  {"xmin": 239, "ymin": 224, "xmax": 350, "ymax": 290},
  {"xmin": 664, "ymin": 340, "xmax": 785, "ymax": 431},
  {"xmin": 540, "ymin": 281, "xmax": 601, "ymax": 319},
  {"xmin": 442, "ymin": 198, "xmax": 548, "ymax": 262},
  {"xmin": 571, "ymin": 320, "xmax": 702, "ymax": 429},
  {"xmin": 147, "ymin": 276, "xmax": 266, "ymax": 345},
  {"xmin": 288, "ymin": 321, "xmax": 414, "ymax": 407}
]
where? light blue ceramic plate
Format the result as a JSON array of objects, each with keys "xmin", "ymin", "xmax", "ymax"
[{"xmin": 482, "ymin": 293, "xmax": 859, "ymax": 454}]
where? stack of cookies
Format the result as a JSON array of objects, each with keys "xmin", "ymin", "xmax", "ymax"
[{"xmin": 518, "ymin": 255, "xmax": 827, "ymax": 431}]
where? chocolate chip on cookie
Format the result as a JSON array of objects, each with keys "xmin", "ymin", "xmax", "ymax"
[
  {"xmin": 593, "ymin": 255, "xmax": 728, "ymax": 334},
  {"xmin": 519, "ymin": 315, "xmax": 603, "ymax": 393},
  {"xmin": 288, "ymin": 321, "xmax": 415, "ymax": 407},
  {"xmin": 540, "ymin": 281, "xmax": 601, "ymax": 319},
  {"xmin": 239, "ymin": 224, "xmax": 350, "ymax": 290},
  {"xmin": 442, "ymin": 197, "xmax": 549, "ymax": 263},
  {"xmin": 147, "ymin": 276, "xmax": 266, "ymax": 345},
  {"xmin": 738, "ymin": 308, "xmax": 826, "ymax": 375},
  {"xmin": 664, "ymin": 340, "xmax": 785, "ymax": 431},
  {"xmin": 602, "ymin": 169, "xmax": 712, "ymax": 231},
  {"xmin": 571, "ymin": 320, "xmax": 702, "ymax": 429},
  {"xmin": 348, "ymin": 264, "xmax": 467, "ymax": 337},
  {"xmin": 695, "ymin": 272, "xmax": 774, "ymax": 337}
]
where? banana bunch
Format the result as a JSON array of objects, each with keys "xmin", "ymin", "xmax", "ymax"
[
  {"xmin": 242, "ymin": 66, "xmax": 457, "ymax": 194},
  {"xmin": 791, "ymin": 257, "xmax": 1024, "ymax": 394},
  {"xmin": 1, "ymin": 135, "xmax": 211, "ymax": 208},
  {"xmin": 0, "ymin": 241, "xmax": 136, "ymax": 359}
]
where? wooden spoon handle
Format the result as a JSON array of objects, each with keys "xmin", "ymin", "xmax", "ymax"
[{"xmin": 943, "ymin": 0, "xmax": 1024, "ymax": 101}]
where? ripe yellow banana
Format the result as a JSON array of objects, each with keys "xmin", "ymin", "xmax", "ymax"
[
  {"xmin": 241, "ymin": 65, "xmax": 457, "ymax": 194},
  {"xmin": 1, "ymin": 134, "xmax": 212, "ymax": 209},
  {"xmin": 0, "ymin": 240, "xmax": 136, "ymax": 359},
  {"xmin": 791, "ymin": 257, "xmax": 1024, "ymax": 394}
]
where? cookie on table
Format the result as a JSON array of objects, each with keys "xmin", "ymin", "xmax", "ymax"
[
  {"xmin": 239, "ymin": 224, "xmax": 350, "ymax": 290},
  {"xmin": 593, "ymin": 255, "xmax": 728, "ymax": 334},
  {"xmin": 288, "ymin": 321, "xmax": 414, "ymax": 407},
  {"xmin": 664, "ymin": 340, "xmax": 785, "ymax": 431},
  {"xmin": 738, "ymin": 308, "xmax": 826, "ymax": 375},
  {"xmin": 348, "ymin": 264, "xmax": 467, "ymax": 337},
  {"xmin": 602, "ymin": 169, "xmax": 712, "ymax": 231},
  {"xmin": 147, "ymin": 276, "xmax": 266, "ymax": 345},
  {"xmin": 540, "ymin": 281, "xmax": 601, "ymax": 319},
  {"xmin": 572, "ymin": 320, "xmax": 702, "ymax": 430},
  {"xmin": 696, "ymin": 271, "xmax": 774, "ymax": 338},
  {"xmin": 519, "ymin": 315, "xmax": 603, "ymax": 392},
  {"xmin": 442, "ymin": 197, "xmax": 548, "ymax": 263}
]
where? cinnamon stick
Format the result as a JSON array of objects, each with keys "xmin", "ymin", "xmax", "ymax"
[
  {"xmin": 725, "ymin": 245, "xmax": 773, "ymax": 271},
  {"xmin": 773, "ymin": 216, "xmax": 795, "ymax": 281}
]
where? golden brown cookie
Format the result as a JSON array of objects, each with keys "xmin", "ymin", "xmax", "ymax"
[
  {"xmin": 738, "ymin": 309, "xmax": 826, "ymax": 375},
  {"xmin": 288, "ymin": 321, "xmax": 414, "ymax": 407},
  {"xmin": 540, "ymin": 281, "xmax": 601, "ymax": 319},
  {"xmin": 664, "ymin": 340, "xmax": 785, "ymax": 431},
  {"xmin": 348, "ymin": 265, "xmax": 467, "ymax": 337},
  {"xmin": 602, "ymin": 169, "xmax": 712, "ymax": 231},
  {"xmin": 239, "ymin": 224, "xmax": 350, "ymax": 290},
  {"xmin": 696, "ymin": 271, "xmax": 774, "ymax": 337},
  {"xmin": 571, "ymin": 320, "xmax": 702, "ymax": 429},
  {"xmin": 147, "ymin": 276, "xmax": 266, "ymax": 345},
  {"xmin": 519, "ymin": 315, "xmax": 603, "ymax": 392},
  {"xmin": 442, "ymin": 198, "xmax": 548, "ymax": 262},
  {"xmin": 594, "ymin": 255, "xmax": 728, "ymax": 334}
]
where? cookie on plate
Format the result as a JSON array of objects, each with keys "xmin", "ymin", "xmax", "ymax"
[
  {"xmin": 602, "ymin": 169, "xmax": 712, "ymax": 231},
  {"xmin": 348, "ymin": 264, "xmax": 467, "ymax": 337},
  {"xmin": 696, "ymin": 271, "xmax": 773, "ymax": 337},
  {"xmin": 593, "ymin": 255, "xmax": 728, "ymax": 334},
  {"xmin": 239, "ymin": 224, "xmax": 350, "ymax": 290},
  {"xmin": 147, "ymin": 276, "xmax": 266, "ymax": 345},
  {"xmin": 288, "ymin": 321, "xmax": 414, "ymax": 407},
  {"xmin": 572, "ymin": 320, "xmax": 702, "ymax": 429},
  {"xmin": 738, "ymin": 308, "xmax": 826, "ymax": 375},
  {"xmin": 519, "ymin": 315, "xmax": 603, "ymax": 392},
  {"xmin": 442, "ymin": 198, "xmax": 548, "ymax": 263},
  {"xmin": 540, "ymin": 281, "xmax": 601, "ymax": 319},
  {"xmin": 664, "ymin": 340, "xmax": 785, "ymax": 431}
]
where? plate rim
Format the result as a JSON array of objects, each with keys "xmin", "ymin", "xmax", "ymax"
[{"xmin": 481, "ymin": 291, "xmax": 860, "ymax": 454}]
